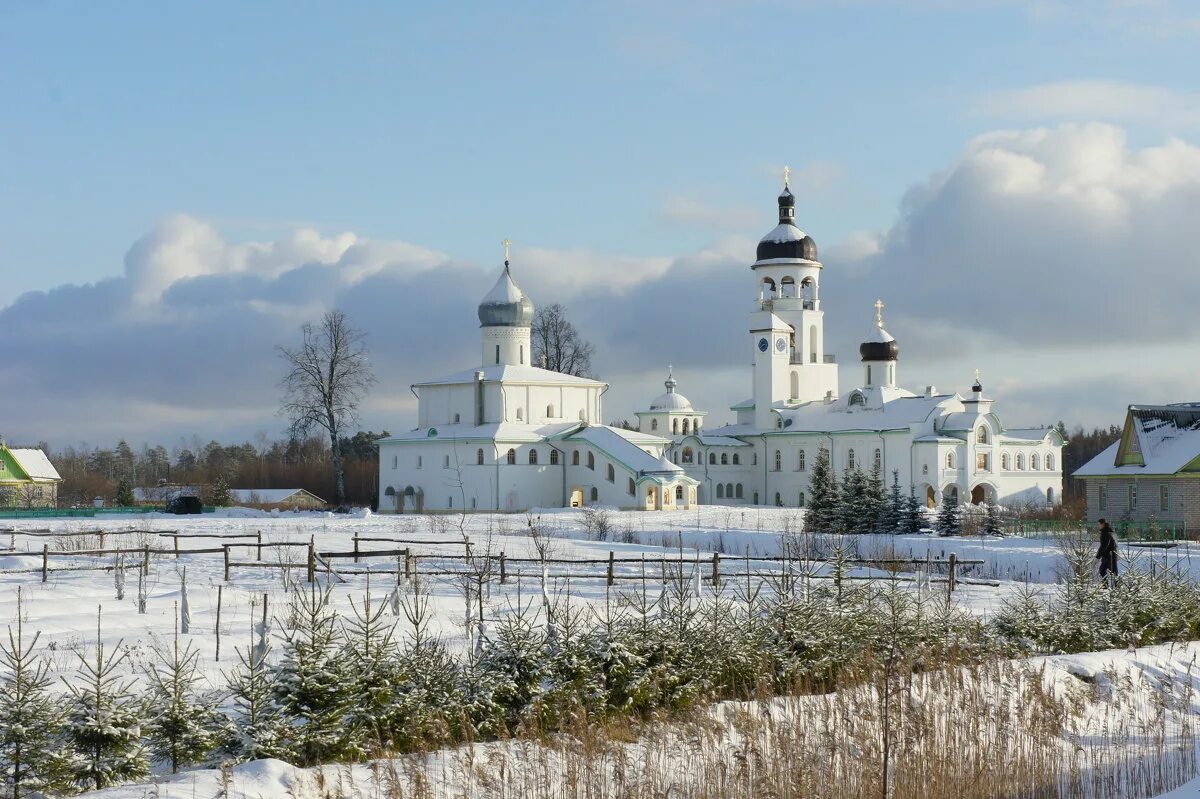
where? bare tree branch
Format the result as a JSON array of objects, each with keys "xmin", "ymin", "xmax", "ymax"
[{"xmin": 531, "ymin": 303, "xmax": 595, "ymax": 377}]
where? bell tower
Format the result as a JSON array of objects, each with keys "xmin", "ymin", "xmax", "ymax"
[
  {"xmin": 749, "ymin": 170, "xmax": 839, "ymax": 426},
  {"xmin": 478, "ymin": 240, "xmax": 534, "ymax": 367}
]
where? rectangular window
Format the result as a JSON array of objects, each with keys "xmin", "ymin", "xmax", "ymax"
[
  {"xmin": 443, "ymin": 455, "xmax": 450, "ymax": 469},
  {"xmin": 1098, "ymin": 484, "xmax": 1107, "ymax": 511},
  {"xmin": 976, "ymin": 454, "xmax": 988, "ymax": 471},
  {"xmin": 1160, "ymin": 484, "xmax": 1169, "ymax": 513},
  {"xmin": 1128, "ymin": 484, "xmax": 1137, "ymax": 511},
  {"xmin": 417, "ymin": 456, "xmax": 422, "ymax": 469},
  {"xmin": 392, "ymin": 455, "xmax": 398, "ymax": 469}
]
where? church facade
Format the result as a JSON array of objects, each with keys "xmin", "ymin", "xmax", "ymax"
[{"xmin": 378, "ymin": 182, "xmax": 1063, "ymax": 513}]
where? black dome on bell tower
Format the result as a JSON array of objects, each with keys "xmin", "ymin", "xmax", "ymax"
[{"xmin": 755, "ymin": 185, "xmax": 819, "ymax": 262}]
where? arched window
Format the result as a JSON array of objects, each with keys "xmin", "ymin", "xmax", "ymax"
[
  {"xmin": 716, "ymin": 484, "xmax": 724, "ymax": 499},
  {"xmin": 726, "ymin": 482, "xmax": 734, "ymax": 497},
  {"xmin": 848, "ymin": 449, "xmax": 856, "ymax": 470},
  {"xmin": 587, "ymin": 452, "xmax": 595, "ymax": 470},
  {"xmin": 572, "ymin": 450, "xmax": 580, "ymax": 466},
  {"xmin": 1031, "ymin": 453, "xmax": 1040, "ymax": 471},
  {"xmin": 606, "ymin": 464, "xmax": 615, "ymax": 482},
  {"xmin": 672, "ymin": 419, "xmax": 679, "ymax": 434},
  {"xmin": 529, "ymin": 449, "xmax": 538, "ymax": 465},
  {"xmin": 797, "ymin": 450, "xmax": 806, "ymax": 471},
  {"xmin": 682, "ymin": 419, "xmax": 690, "ymax": 435},
  {"xmin": 1001, "ymin": 453, "xmax": 1010, "ymax": 470},
  {"xmin": 849, "ymin": 392, "xmax": 865, "ymax": 407},
  {"xmin": 946, "ymin": 451, "xmax": 955, "ymax": 469},
  {"xmin": 753, "ymin": 492, "xmax": 759, "ymax": 505},
  {"xmin": 874, "ymin": 449, "xmax": 882, "ymax": 471},
  {"xmin": 798, "ymin": 491, "xmax": 805, "ymax": 507},
  {"xmin": 544, "ymin": 404, "xmax": 554, "ymax": 419},
  {"xmin": 735, "ymin": 483, "xmax": 743, "ymax": 499},
  {"xmin": 774, "ymin": 492, "xmax": 782, "ymax": 506},
  {"xmin": 720, "ymin": 453, "xmax": 728, "ymax": 465},
  {"xmin": 774, "ymin": 450, "xmax": 782, "ymax": 471},
  {"xmin": 675, "ymin": 485, "xmax": 683, "ymax": 500},
  {"xmin": 628, "ymin": 478, "xmax": 636, "ymax": 495},
  {"xmin": 1047, "ymin": 487, "xmax": 1055, "ymax": 504},
  {"xmin": 651, "ymin": 419, "xmax": 658, "ymax": 431},
  {"xmin": 780, "ymin": 276, "xmax": 795, "ymax": 297},
  {"xmin": 709, "ymin": 452, "xmax": 716, "ymax": 465},
  {"xmin": 732, "ymin": 453, "xmax": 740, "ymax": 465},
  {"xmin": 550, "ymin": 449, "xmax": 559, "ymax": 465},
  {"xmin": 1047, "ymin": 453, "xmax": 1056, "ymax": 471},
  {"xmin": 515, "ymin": 407, "xmax": 523, "ymax": 421},
  {"xmin": 1017, "ymin": 453, "xmax": 1026, "ymax": 470},
  {"xmin": 976, "ymin": 426, "xmax": 988, "ymax": 444},
  {"xmin": 682, "ymin": 447, "xmax": 694, "ymax": 464},
  {"xmin": 506, "ymin": 449, "xmax": 516, "ymax": 465},
  {"xmin": 590, "ymin": 487, "xmax": 598, "ymax": 502},
  {"xmin": 454, "ymin": 413, "xmax": 461, "ymax": 424},
  {"xmin": 476, "ymin": 448, "xmax": 484, "ymax": 465}
]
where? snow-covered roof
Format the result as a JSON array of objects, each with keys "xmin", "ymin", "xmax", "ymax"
[
  {"xmin": 565, "ymin": 426, "xmax": 684, "ymax": 477},
  {"xmin": 683, "ymin": 435, "xmax": 752, "ymax": 447},
  {"xmin": 604, "ymin": 427, "xmax": 672, "ymax": 445},
  {"xmin": 872, "ymin": 325, "xmax": 895, "ymax": 344},
  {"xmin": 230, "ymin": 489, "xmax": 325, "ymax": 504},
  {"xmin": 1003, "ymin": 428, "xmax": 1056, "ymax": 442},
  {"xmin": 414, "ymin": 364, "xmax": 606, "ymax": 388},
  {"xmin": 7, "ymin": 449, "xmax": 61, "ymax": 481},
  {"xmin": 482, "ymin": 268, "xmax": 524, "ymax": 304},
  {"xmin": 1075, "ymin": 404, "xmax": 1200, "ymax": 477},
  {"xmin": 379, "ymin": 422, "xmax": 582, "ymax": 444},
  {"xmin": 779, "ymin": 394, "xmax": 948, "ymax": 433},
  {"xmin": 759, "ymin": 222, "xmax": 810, "ymax": 244}
]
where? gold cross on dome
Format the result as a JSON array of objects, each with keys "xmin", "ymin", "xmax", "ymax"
[
  {"xmin": 874, "ymin": 298, "xmax": 885, "ymax": 327},
  {"xmin": 783, "ymin": 165, "xmax": 790, "ymax": 188},
  {"xmin": 974, "ymin": 368, "xmax": 982, "ymax": 384},
  {"xmin": 501, "ymin": 238, "xmax": 511, "ymax": 264}
]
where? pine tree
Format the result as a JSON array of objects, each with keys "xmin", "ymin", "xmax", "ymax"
[
  {"xmin": 0, "ymin": 588, "xmax": 71, "ymax": 799},
  {"xmin": 65, "ymin": 612, "xmax": 149, "ymax": 791},
  {"xmin": 900, "ymin": 485, "xmax": 926, "ymax": 533},
  {"xmin": 143, "ymin": 610, "xmax": 223, "ymax": 773},
  {"xmin": 935, "ymin": 494, "xmax": 961, "ymax": 537},
  {"xmin": 210, "ymin": 475, "xmax": 233, "ymax": 507},
  {"xmin": 804, "ymin": 448, "xmax": 839, "ymax": 534},
  {"xmin": 984, "ymin": 500, "xmax": 1002, "ymax": 537},
  {"xmin": 273, "ymin": 584, "xmax": 355, "ymax": 765},
  {"xmin": 341, "ymin": 583, "xmax": 401, "ymax": 756},
  {"xmin": 864, "ymin": 462, "xmax": 886, "ymax": 533},
  {"xmin": 883, "ymin": 470, "xmax": 904, "ymax": 533},
  {"xmin": 224, "ymin": 642, "xmax": 285, "ymax": 762},
  {"xmin": 837, "ymin": 468, "xmax": 870, "ymax": 534},
  {"xmin": 114, "ymin": 479, "xmax": 135, "ymax": 508}
]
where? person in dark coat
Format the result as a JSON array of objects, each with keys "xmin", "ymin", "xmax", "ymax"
[{"xmin": 1096, "ymin": 518, "xmax": 1118, "ymax": 580}]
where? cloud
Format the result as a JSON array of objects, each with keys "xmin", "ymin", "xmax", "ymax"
[
  {"xmin": 976, "ymin": 80, "xmax": 1200, "ymax": 130},
  {"xmin": 4, "ymin": 122, "xmax": 1199, "ymax": 446}
]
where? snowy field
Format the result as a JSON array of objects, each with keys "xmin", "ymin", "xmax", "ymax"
[{"xmin": 2, "ymin": 505, "xmax": 1199, "ymax": 798}]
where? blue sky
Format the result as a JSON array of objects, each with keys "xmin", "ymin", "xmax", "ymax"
[{"xmin": 3, "ymin": 1, "xmax": 1200, "ymax": 446}]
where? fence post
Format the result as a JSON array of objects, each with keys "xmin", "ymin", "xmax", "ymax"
[
  {"xmin": 465, "ymin": 537, "xmax": 473, "ymax": 565},
  {"xmin": 41, "ymin": 544, "xmax": 48, "ymax": 583},
  {"xmin": 353, "ymin": 536, "xmax": 360, "ymax": 565},
  {"xmin": 306, "ymin": 539, "xmax": 315, "ymax": 584},
  {"xmin": 499, "ymin": 551, "xmax": 507, "ymax": 584},
  {"xmin": 712, "ymin": 552, "xmax": 720, "ymax": 589},
  {"xmin": 404, "ymin": 549, "xmax": 412, "ymax": 580},
  {"xmin": 223, "ymin": 545, "xmax": 231, "ymax": 582},
  {"xmin": 98, "ymin": 531, "xmax": 106, "ymax": 551},
  {"xmin": 142, "ymin": 545, "xmax": 150, "ymax": 577},
  {"xmin": 607, "ymin": 551, "xmax": 615, "ymax": 587},
  {"xmin": 256, "ymin": 530, "xmax": 262, "ymax": 561},
  {"xmin": 173, "ymin": 535, "xmax": 180, "ymax": 558},
  {"xmin": 215, "ymin": 584, "xmax": 223, "ymax": 663},
  {"xmin": 948, "ymin": 552, "xmax": 958, "ymax": 597}
]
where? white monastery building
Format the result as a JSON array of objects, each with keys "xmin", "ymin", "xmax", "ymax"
[{"xmin": 379, "ymin": 181, "xmax": 1063, "ymax": 513}]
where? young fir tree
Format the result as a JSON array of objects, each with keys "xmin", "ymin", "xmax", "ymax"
[
  {"xmin": 984, "ymin": 500, "xmax": 1002, "ymax": 537},
  {"xmin": 114, "ymin": 479, "xmax": 135, "ymax": 508},
  {"xmin": 0, "ymin": 588, "xmax": 71, "ymax": 799},
  {"xmin": 65, "ymin": 611, "xmax": 149, "ymax": 791},
  {"xmin": 804, "ymin": 448, "xmax": 839, "ymax": 534},
  {"xmin": 935, "ymin": 494, "xmax": 962, "ymax": 537},
  {"xmin": 341, "ymin": 582, "xmax": 401, "ymax": 756},
  {"xmin": 837, "ymin": 468, "xmax": 870, "ymax": 534},
  {"xmin": 865, "ymin": 462, "xmax": 886, "ymax": 533},
  {"xmin": 224, "ymin": 642, "xmax": 286, "ymax": 761},
  {"xmin": 882, "ymin": 470, "xmax": 904, "ymax": 533},
  {"xmin": 273, "ymin": 584, "xmax": 356, "ymax": 766},
  {"xmin": 143, "ymin": 608, "xmax": 224, "ymax": 773},
  {"xmin": 903, "ymin": 485, "xmax": 927, "ymax": 533},
  {"xmin": 209, "ymin": 475, "xmax": 233, "ymax": 508}
]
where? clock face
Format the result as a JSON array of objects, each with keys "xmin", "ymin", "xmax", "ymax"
[
  {"xmin": 757, "ymin": 337, "xmax": 769, "ymax": 353},
  {"xmin": 775, "ymin": 337, "xmax": 787, "ymax": 352}
]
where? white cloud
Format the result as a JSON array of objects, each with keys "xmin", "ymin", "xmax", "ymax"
[
  {"xmin": 977, "ymin": 80, "xmax": 1200, "ymax": 130},
  {"xmin": 5, "ymin": 121, "xmax": 1200, "ymax": 445}
]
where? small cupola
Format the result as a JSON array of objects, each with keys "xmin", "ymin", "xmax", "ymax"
[
  {"xmin": 755, "ymin": 168, "xmax": 818, "ymax": 264},
  {"xmin": 478, "ymin": 245, "xmax": 535, "ymax": 328},
  {"xmin": 859, "ymin": 299, "xmax": 899, "ymax": 388}
]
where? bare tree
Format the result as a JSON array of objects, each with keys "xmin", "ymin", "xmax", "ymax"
[
  {"xmin": 531, "ymin": 303, "xmax": 595, "ymax": 377},
  {"xmin": 278, "ymin": 310, "xmax": 375, "ymax": 505}
]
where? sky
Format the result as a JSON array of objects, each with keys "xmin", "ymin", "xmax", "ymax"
[{"xmin": 2, "ymin": 0, "xmax": 1200, "ymax": 451}]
